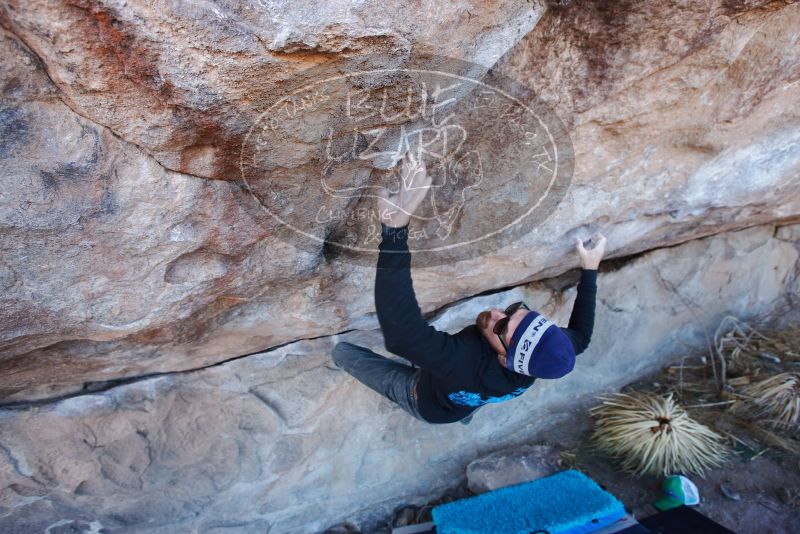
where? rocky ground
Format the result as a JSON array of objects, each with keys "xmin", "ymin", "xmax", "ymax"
[{"xmin": 332, "ymin": 426, "xmax": 800, "ymax": 533}]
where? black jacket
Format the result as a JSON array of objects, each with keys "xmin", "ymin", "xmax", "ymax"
[{"xmin": 375, "ymin": 223, "xmax": 597, "ymax": 423}]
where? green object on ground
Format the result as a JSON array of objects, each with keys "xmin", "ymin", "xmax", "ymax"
[{"xmin": 654, "ymin": 475, "xmax": 700, "ymax": 511}]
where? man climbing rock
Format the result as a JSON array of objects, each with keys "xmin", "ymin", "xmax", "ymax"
[{"xmin": 332, "ymin": 150, "xmax": 607, "ymax": 424}]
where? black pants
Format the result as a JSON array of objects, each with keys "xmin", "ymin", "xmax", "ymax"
[
  {"xmin": 332, "ymin": 341, "xmax": 477, "ymax": 425},
  {"xmin": 332, "ymin": 341, "xmax": 426, "ymax": 422}
]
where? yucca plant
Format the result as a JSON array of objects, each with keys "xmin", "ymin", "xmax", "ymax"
[
  {"xmin": 589, "ymin": 392, "xmax": 728, "ymax": 478},
  {"xmin": 737, "ymin": 372, "xmax": 800, "ymax": 435}
]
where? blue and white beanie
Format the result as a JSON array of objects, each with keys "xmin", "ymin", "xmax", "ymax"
[{"xmin": 505, "ymin": 311, "xmax": 576, "ymax": 378}]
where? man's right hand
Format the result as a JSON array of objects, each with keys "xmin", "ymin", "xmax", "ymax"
[
  {"xmin": 377, "ymin": 151, "xmax": 432, "ymax": 228},
  {"xmin": 576, "ymin": 232, "xmax": 607, "ymax": 270}
]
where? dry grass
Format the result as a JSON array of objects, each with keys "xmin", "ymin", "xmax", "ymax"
[
  {"xmin": 652, "ymin": 315, "xmax": 800, "ymax": 458},
  {"xmin": 583, "ymin": 315, "xmax": 798, "ymax": 479},
  {"xmin": 736, "ymin": 373, "xmax": 800, "ymax": 435},
  {"xmin": 712, "ymin": 315, "xmax": 800, "ymax": 381},
  {"xmin": 711, "ymin": 316, "xmax": 800, "ymax": 441},
  {"xmin": 589, "ymin": 392, "xmax": 728, "ymax": 478}
]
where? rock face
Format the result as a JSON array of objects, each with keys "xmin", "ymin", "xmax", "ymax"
[
  {"xmin": 0, "ymin": 0, "xmax": 555, "ymax": 401},
  {"xmin": 1, "ymin": 0, "xmax": 800, "ymax": 531},
  {"xmin": 1, "ymin": 0, "xmax": 546, "ymax": 179},
  {"xmin": 0, "ymin": 0, "xmax": 799, "ymax": 400},
  {"xmin": 0, "ymin": 222, "xmax": 798, "ymax": 533}
]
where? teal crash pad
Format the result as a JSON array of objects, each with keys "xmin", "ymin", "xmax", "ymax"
[{"xmin": 431, "ymin": 469, "xmax": 626, "ymax": 534}]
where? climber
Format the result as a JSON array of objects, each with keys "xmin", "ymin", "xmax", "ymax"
[{"xmin": 332, "ymin": 150, "xmax": 608, "ymax": 425}]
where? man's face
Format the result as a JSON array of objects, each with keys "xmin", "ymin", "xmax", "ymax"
[{"xmin": 475, "ymin": 307, "xmax": 529, "ymax": 366}]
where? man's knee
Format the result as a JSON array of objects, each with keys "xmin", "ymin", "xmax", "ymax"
[{"xmin": 332, "ymin": 341, "xmax": 356, "ymax": 367}]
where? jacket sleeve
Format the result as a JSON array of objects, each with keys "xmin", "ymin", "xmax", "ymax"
[
  {"xmin": 374, "ymin": 222, "xmax": 466, "ymax": 378},
  {"xmin": 559, "ymin": 269, "xmax": 598, "ymax": 355}
]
